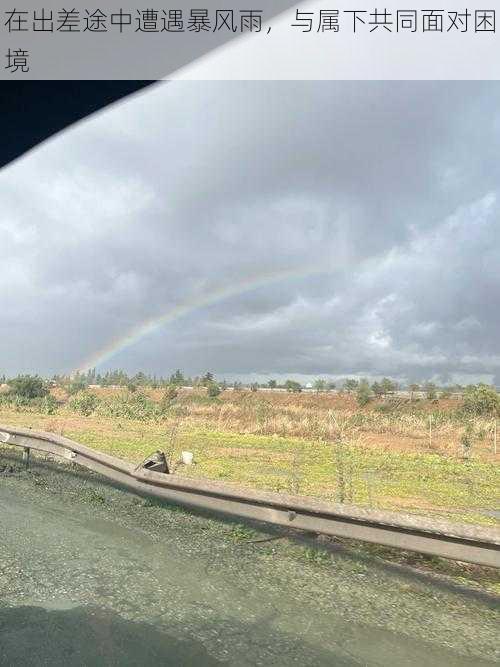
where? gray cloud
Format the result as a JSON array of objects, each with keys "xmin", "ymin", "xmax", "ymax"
[{"xmin": 1, "ymin": 81, "xmax": 499, "ymax": 384}]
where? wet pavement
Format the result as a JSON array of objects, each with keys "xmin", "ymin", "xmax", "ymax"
[{"xmin": 0, "ymin": 451, "xmax": 499, "ymax": 666}]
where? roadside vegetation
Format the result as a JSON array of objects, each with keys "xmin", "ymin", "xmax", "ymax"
[{"xmin": 0, "ymin": 372, "xmax": 498, "ymax": 526}]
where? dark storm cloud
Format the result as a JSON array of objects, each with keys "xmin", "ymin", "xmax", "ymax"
[{"xmin": 1, "ymin": 81, "xmax": 499, "ymax": 383}]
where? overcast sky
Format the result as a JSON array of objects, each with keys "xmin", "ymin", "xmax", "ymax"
[{"xmin": 1, "ymin": 82, "xmax": 499, "ymax": 384}]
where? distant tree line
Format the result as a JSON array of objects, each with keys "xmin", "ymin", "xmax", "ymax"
[{"xmin": 2, "ymin": 370, "xmax": 499, "ymax": 416}]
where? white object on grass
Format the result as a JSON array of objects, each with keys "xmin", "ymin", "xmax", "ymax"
[{"xmin": 181, "ymin": 451, "xmax": 194, "ymax": 465}]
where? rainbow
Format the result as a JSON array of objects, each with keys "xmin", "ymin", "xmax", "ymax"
[{"xmin": 74, "ymin": 264, "xmax": 332, "ymax": 373}]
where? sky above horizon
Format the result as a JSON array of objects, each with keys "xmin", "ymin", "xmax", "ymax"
[{"xmin": 1, "ymin": 81, "xmax": 499, "ymax": 385}]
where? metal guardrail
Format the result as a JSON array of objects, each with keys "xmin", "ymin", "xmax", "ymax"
[{"xmin": 0, "ymin": 424, "xmax": 499, "ymax": 568}]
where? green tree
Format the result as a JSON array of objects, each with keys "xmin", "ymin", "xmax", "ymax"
[
  {"xmin": 132, "ymin": 372, "xmax": 148, "ymax": 387},
  {"xmin": 313, "ymin": 378, "xmax": 327, "ymax": 393},
  {"xmin": 169, "ymin": 369, "xmax": 185, "ymax": 386},
  {"xmin": 285, "ymin": 380, "xmax": 302, "ymax": 393},
  {"xmin": 356, "ymin": 380, "xmax": 372, "ymax": 407},
  {"xmin": 343, "ymin": 378, "xmax": 359, "ymax": 393},
  {"xmin": 201, "ymin": 372, "xmax": 214, "ymax": 387},
  {"xmin": 8, "ymin": 375, "xmax": 48, "ymax": 399},
  {"xmin": 380, "ymin": 377, "xmax": 396, "ymax": 395},
  {"xmin": 267, "ymin": 379, "xmax": 277, "ymax": 389}
]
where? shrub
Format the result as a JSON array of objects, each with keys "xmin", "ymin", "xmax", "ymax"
[
  {"xmin": 423, "ymin": 382, "xmax": 438, "ymax": 400},
  {"xmin": 67, "ymin": 377, "xmax": 88, "ymax": 395},
  {"xmin": 95, "ymin": 392, "xmax": 163, "ymax": 421},
  {"xmin": 285, "ymin": 380, "xmax": 302, "ymax": 393},
  {"xmin": 40, "ymin": 394, "xmax": 58, "ymax": 415},
  {"xmin": 462, "ymin": 384, "xmax": 500, "ymax": 417},
  {"xmin": 380, "ymin": 377, "xmax": 397, "ymax": 395},
  {"xmin": 160, "ymin": 385, "xmax": 178, "ymax": 409},
  {"xmin": 343, "ymin": 379, "xmax": 359, "ymax": 392},
  {"xmin": 374, "ymin": 403, "xmax": 392, "ymax": 414},
  {"xmin": 200, "ymin": 372, "xmax": 214, "ymax": 386},
  {"xmin": 356, "ymin": 380, "xmax": 372, "ymax": 407},
  {"xmin": 13, "ymin": 395, "xmax": 32, "ymax": 411},
  {"xmin": 460, "ymin": 422, "xmax": 476, "ymax": 457},
  {"xmin": 8, "ymin": 375, "xmax": 48, "ymax": 399},
  {"xmin": 69, "ymin": 391, "xmax": 100, "ymax": 416},
  {"xmin": 181, "ymin": 392, "xmax": 215, "ymax": 406},
  {"xmin": 0, "ymin": 391, "xmax": 57, "ymax": 415},
  {"xmin": 207, "ymin": 382, "xmax": 221, "ymax": 398}
]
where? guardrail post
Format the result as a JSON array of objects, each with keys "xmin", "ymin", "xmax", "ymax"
[{"xmin": 22, "ymin": 447, "xmax": 30, "ymax": 468}]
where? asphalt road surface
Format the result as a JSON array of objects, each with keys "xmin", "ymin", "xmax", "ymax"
[{"xmin": 0, "ymin": 451, "xmax": 498, "ymax": 666}]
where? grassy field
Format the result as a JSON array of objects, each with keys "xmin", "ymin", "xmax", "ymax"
[{"xmin": 1, "ymin": 387, "xmax": 499, "ymax": 527}]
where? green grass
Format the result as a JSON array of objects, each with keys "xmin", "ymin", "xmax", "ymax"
[{"xmin": 1, "ymin": 408, "xmax": 499, "ymax": 526}]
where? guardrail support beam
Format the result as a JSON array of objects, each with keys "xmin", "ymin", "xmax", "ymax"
[{"xmin": 22, "ymin": 446, "xmax": 30, "ymax": 468}]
